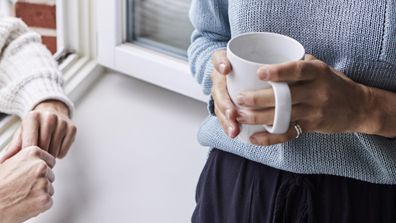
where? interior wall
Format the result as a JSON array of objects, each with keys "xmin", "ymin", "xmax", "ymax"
[{"xmin": 27, "ymin": 71, "xmax": 209, "ymax": 223}]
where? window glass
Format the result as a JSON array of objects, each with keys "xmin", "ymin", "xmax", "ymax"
[{"xmin": 126, "ymin": 0, "xmax": 193, "ymax": 58}]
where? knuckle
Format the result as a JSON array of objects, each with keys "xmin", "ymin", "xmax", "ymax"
[
  {"xmin": 295, "ymin": 61, "xmax": 306, "ymax": 79},
  {"xmin": 58, "ymin": 120, "xmax": 68, "ymax": 131},
  {"xmin": 37, "ymin": 195, "xmax": 53, "ymax": 210},
  {"xmin": 319, "ymin": 90, "xmax": 331, "ymax": 106},
  {"xmin": 46, "ymin": 113, "xmax": 58, "ymax": 125},
  {"xmin": 316, "ymin": 109, "xmax": 325, "ymax": 120},
  {"xmin": 35, "ymin": 161, "xmax": 48, "ymax": 177},
  {"xmin": 27, "ymin": 146, "xmax": 41, "ymax": 157},
  {"xmin": 251, "ymin": 113, "xmax": 258, "ymax": 124},
  {"xmin": 250, "ymin": 94, "xmax": 260, "ymax": 106},
  {"xmin": 28, "ymin": 111, "xmax": 40, "ymax": 120},
  {"xmin": 268, "ymin": 66, "xmax": 280, "ymax": 80},
  {"xmin": 259, "ymin": 137, "xmax": 271, "ymax": 146},
  {"xmin": 317, "ymin": 61, "xmax": 330, "ymax": 72},
  {"xmin": 70, "ymin": 125, "xmax": 77, "ymax": 135},
  {"xmin": 38, "ymin": 178, "xmax": 49, "ymax": 190},
  {"xmin": 314, "ymin": 110, "xmax": 326, "ymax": 128},
  {"xmin": 296, "ymin": 61, "xmax": 305, "ymax": 72}
]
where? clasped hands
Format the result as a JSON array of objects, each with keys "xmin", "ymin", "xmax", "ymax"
[
  {"xmin": 0, "ymin": 100, "xmax": 76, "ymax": 223},
  {"xmin": 211, "ymin": 50, "xmax": 373, "ymax": 146}
]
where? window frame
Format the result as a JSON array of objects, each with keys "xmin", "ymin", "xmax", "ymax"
[
  {"xmin": 0, "ymin": 0, "xmax": 104, "ymax": 150},
  {"xmin": 97, "ymin": 0, "xmax": 206, "ymax": 102}
]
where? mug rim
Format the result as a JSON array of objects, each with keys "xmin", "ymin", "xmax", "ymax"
[{"xmin": 227, "ymin": 32, "xmax": 306, "ymax": 65}]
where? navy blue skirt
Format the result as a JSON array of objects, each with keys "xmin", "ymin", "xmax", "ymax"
[{"xmin": 192, "ymin": 149, "xmax": 396, "ymax": 223}]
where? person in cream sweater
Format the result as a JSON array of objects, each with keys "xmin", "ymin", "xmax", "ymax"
[{"xmin": 0, "ymin": 17, "xmax": 76, "ymax": 222}]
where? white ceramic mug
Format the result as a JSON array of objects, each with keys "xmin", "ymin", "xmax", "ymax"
[{"xmin": 227, "ymin": 32, "xmax": 305, "ymax": 143}]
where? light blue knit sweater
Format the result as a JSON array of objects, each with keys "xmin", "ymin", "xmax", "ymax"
[{"xmin": 188, "ymin": 0, "xmax": 396, "ymax": 184}]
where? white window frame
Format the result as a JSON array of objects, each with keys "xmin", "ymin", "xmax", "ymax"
[
  {"xmin": 96, "ymin": 0, "xmax": 207, "ymax": 102},
  {"xmin": 0, "ymin": 0, "xmax": 104, "ymax": 150}
]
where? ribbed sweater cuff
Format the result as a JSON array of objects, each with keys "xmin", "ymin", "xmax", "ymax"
[{"xmin": 11, "ymin": 75, "xmax": 74, "ymax": 118}]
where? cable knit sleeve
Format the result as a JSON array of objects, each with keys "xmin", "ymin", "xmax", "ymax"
[
  {"xmin": 0, "ymin": 17, "xmax": 74, "ymax": 118},
  {"xmin": 187, "ymin": 0, "xmax": 231, "ymax": 95}
]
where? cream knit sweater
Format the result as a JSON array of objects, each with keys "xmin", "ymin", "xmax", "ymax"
[{"xmin": 0, "ymin": 17, "xmax": 73, "ymax": 118}]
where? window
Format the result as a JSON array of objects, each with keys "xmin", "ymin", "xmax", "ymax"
[
  {"xmin": 126, "ymin": 0, "xmax": 193, "ymax": 58},
  {"xmin": 0, "ymin": 0, "xmax": 101, "ymax": 144},
  {"xmin": 97, "ymin": 0, "xmax": 206, "ymax": 102}
]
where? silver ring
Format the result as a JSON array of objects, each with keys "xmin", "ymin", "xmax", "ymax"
[{"xmin": 294, "ymin": 124, "xmax": 303, "ymax": 139}]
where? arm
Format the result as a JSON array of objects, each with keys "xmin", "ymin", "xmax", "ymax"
[
  {"xmin": 234, "ymin": 55, "xmax": 396, "ymax": 145},
  {"xmin": 188, "ymin": 0, "xmax": 231, "ymax": 95},
  {"xmin": 361, "ymin": 86, "xmax": 396, "ymax": 138},
  {"xmin": 189, "ymin": 0, "xmax": 242, "ymax": 137},
  {"xmin": 0, "ymin": 17, "xmax": 73, "ymax": 117},
  {"xmin": 0, "ymin": 17, "xmax": 76, "ymax": 158}
]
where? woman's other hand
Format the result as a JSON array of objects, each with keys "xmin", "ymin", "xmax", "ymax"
[
  {"xmin": 236, "ymin": 55, "xmax": 371, "ymax": 146},
  {"xmin": 0, "ymin": 146, "xmax": 56, "ymax": 223},
  {"xmin": 1, "ymin": 100, "xmax": 77, "ymax": 161},
  {"xmin": 211, "ymin": 50, "xmax": 240, "ymax": 138}
]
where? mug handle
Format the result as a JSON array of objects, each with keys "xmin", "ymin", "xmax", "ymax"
[{"xmin": 263, "ymin": 82, "xmax": 292, "ymax": 134}]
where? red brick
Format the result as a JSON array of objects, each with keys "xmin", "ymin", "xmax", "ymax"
[
  {"xmin": 15, "ymin": 2, "xmax": 56, "ymax": 29},
  {"xmin": 42, "ymin": 36, "xmax": 57, "ymax": 54}
]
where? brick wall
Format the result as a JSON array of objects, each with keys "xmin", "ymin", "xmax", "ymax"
[{"xmin": 14, "ymin": 0, "xmax": 57, "ymax": 54}]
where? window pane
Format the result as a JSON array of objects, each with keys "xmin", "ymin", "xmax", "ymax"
[{"xmin": 126, "ymin": 0, "xmax": 193, "ymax": 57}]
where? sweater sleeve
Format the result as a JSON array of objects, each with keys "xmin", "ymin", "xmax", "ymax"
[
  {"xmin": 0, "ymin": 17, "xmax": 74, "ymax": 118},
  {"xmin": 187, "ymin": 0, "xmax": 231, "ymax": 95}
]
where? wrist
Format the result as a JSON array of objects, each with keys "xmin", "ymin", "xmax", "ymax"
[
  {"xmin": 354, "ymin": 84, "xmax": 384, "ymax": 135},
  {"xmin": 33, "ymin": 100, "xmax": 70, "ymax": 117}
]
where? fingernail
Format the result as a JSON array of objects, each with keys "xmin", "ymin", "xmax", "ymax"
[
  {"xmin": 219, "ymin": 63, "xmax": 226, "ymax": 74},
  {"xmin": 237, "ymin": 94, "xmax": 245, "ymax": 106},
  {"xmin": 258, "ymin": 67, "xmax": 269, "ymax": 80},
  {"xmin": 228, "ymin": 126, "xmax": 234, "ymax": 137}
]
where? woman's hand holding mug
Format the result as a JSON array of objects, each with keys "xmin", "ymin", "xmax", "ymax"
[{"xmin": 211, "ymin": 32, "xmax": 372, "ymax": 146}]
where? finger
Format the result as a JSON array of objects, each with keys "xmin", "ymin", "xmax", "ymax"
[
  {"xmin": 47, "ymin": 181, "xmax": 55, "ymax": 196},
  {"xmin": 0, "ymin": 128, "xmax": 22, "ymax": 163},
  {"xmin": 237, "ymin": 84, "xmax": 308, "ymax": 108},
  {"xmin": 46, "ymin": 168, "xmax": 55, "ymax": 183},
  {"xmin": 211, "ymin": 72, "xmax": 238, "ymax": 118},
  {"xmin": 215, "ymin": 105, "xmax": 239, "ymax": 138},
  {"xmin": 257, "ymin": 61, "xmax": 319, "ymax": 82},
  {"xmin": 237, "ymin": 104, "xmax": 306, "ymax": 125},
  {"xmin": 22, "ymin": 112, "xmax": 40, "ymax": 148},
  {"xmin": 39, "ymin": 113, "xmax": 58, "ymax": 152},
  {"xmin": 212, "ymin": 50, "xmax": 232, "ymax": 75},
  {"xmin": 33, "ymin": 148, "xmax": 56, "ymax": 169},
  {"xmin": 48, "ymin": 121, "xmax": 67, "ymax": 158},
  {"xmin": 304, "ymin": 54, "xmax": 318, "ymax": 61},
  {"xmin": 58, "ymin": 125, "xmax": 77, "ymax": 159},
  {"xmin": 237, "ymin": 88, "xmax": 275, "ymax": 108},
  {"xmin": 249, "ymin": 126, "xmax": 297, "ymax": 146}
]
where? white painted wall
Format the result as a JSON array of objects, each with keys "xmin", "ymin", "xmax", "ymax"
[{"xmin": 27, "ymin": 71, "xmax": 209, "ymax": 223}]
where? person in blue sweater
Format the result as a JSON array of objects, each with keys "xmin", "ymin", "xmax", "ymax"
[{"xmin": 188, "ymin": 0, "xmax": 396, "ymax": 222}]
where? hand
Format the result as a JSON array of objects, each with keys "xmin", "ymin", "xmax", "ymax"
[
  {"xmin": 236, "ymin": 55, "xmax": 369, "ymax": 146},
  {"xmin": 0, "ymin": 146, "xmax": 55, "ymax": 223},
  {"xmin": 211, "ymin": 50, "xmax": 240, "ymax": 138},
  {"xmin": 2, "ymin": 100, "xmax": 77, "ymax": 160}
]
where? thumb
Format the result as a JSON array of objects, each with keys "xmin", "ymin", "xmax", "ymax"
[
  {"xmin": 304, "ymin": 54, "xmax": 318, "ymax": 61},
  {"xmin": 0, "ymin": 128, "xmax": 22, "ymax": 163},
  {"xmin": 212, "ymin": 50, "xmax": 232, "ymax": 75}
]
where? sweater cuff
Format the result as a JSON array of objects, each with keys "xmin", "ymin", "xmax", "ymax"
[{"xmin": 12, "ymin": 76, "xmax": 74, "ymax": 118}]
